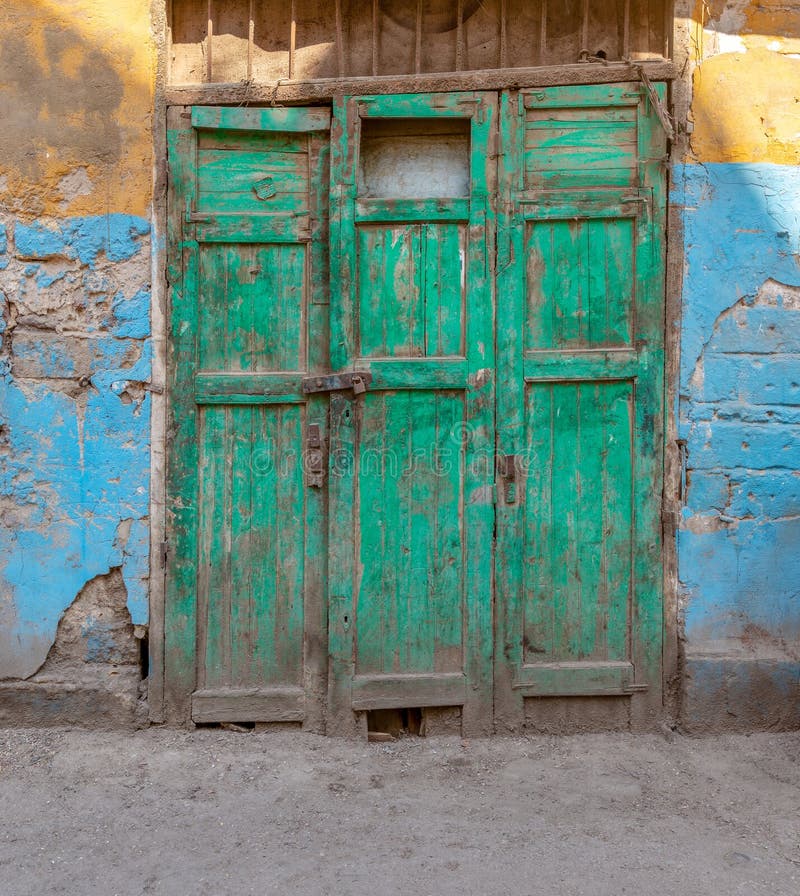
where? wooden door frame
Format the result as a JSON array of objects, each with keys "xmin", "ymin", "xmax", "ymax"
[{"xmin": 151, "ymin": 74, "xmax": 679, "ymax": 732}]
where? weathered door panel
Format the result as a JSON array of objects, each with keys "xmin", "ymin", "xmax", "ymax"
[
  {"xmin": 495, "ymin": 84, "xmax": 666, "ymax": 730},
  {"xmin": 328, "ymin": 93, "xmax": 496, "ymax": 735},
  {"xmin": 165, "ymin": 107, "xmax": 330, "ymax": 727}
]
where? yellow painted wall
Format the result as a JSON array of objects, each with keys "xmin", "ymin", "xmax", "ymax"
[
  {"xmin": 687, "ymin": 0, "xmax": 800, "ymax": 164},
  {"xmin": 0, "ymin": 0, "xmax": 156, "ymax": 220}
]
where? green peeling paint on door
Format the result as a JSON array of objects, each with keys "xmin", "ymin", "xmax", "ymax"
[
  {"xmin": 495, "ymin": 84, "xmax": 667, "ymax": 730},
  {"xmin": 165, "ymin": 82, "xmax": 667, "ymax": 734},
  {"xmin": 326, "ymin": 93, "xmax": 496, "ymax": 736},
  {"xmin": 165, "ymin": 106, "xmax": 331, "ymax": 728}
]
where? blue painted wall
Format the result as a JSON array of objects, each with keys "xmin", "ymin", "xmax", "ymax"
[
  {"xmin": 0, "ymin": 214, "xmax": 151, "ymax": 679},
  {"xmin": 675, "ymin": 162, "xmax": 800, "ymax": 654}
]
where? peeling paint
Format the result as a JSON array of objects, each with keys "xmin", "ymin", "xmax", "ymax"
[
  {"xmin": 0, "ymin": 212, "xmax": 151, "ymax": 680},
  {"xmin": 676, "ymin": 157, "xmax": 800, "ymax": 679},
  {"xmin": 690, "ymin": 50, "xmax": 800, "ymax": 165},
  {"xmin": 0, "ymin": 1, "xmax": 155, "ymax": 220}
]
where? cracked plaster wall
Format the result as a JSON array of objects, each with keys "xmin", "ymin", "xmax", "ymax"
[
  {"xmin": 675, "ymin": 1, "xmax": 800, "ymax": 723},
  {"xmin": 0, "ymin": 1, "xmax": 155, "ymax": 683}
]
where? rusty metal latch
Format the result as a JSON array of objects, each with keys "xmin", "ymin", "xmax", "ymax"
[
  {"xmin": 302, "ymin": 372, "xmax": 372, "ymax": 396},
  {"xmin": 497, "ymin": 454, "xmax": 520, "ymax": 505},
  {"xmin": 305, "ymin": 423, "xmax": 325, "ymax": 488},
  {"xmin": 634, "ymin": 64, "xmax": 675, "ymax": 143}
]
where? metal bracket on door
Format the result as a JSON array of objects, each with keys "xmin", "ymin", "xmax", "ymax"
[
  {"xmin": 301, "ymin": 372, "xmax": 372, "ymax": 396},
  {"xmin": 497, "ymin": 454, "xmax": 520, "ymax": 505},
  {"xmin": 305, "ymin": 423, "xmax": 325, "ymax": 488}
]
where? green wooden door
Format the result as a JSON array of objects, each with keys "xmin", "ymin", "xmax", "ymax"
[
  {"xmin": 165, "ymin": 106, "xmax": 331, "ymax": 727},
  {"xmin": 326, "ymin": 93, "xmax": 496, "ymax": 736},
  {"xmin": 164, "ymin": 85, "xmax": 667, "ymax": 734},
  {"xmin": 494, "ymin": 84, "xmax": 667, "ymax": 730}
]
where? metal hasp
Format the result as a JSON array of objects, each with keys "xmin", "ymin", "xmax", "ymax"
[
  {"xmin": 305, "ymin": 423, "xmax": 325, "ymax": 488},
  {"xmin": 301, "ymin": 371, "xmax": 372, "ymax": 395}
]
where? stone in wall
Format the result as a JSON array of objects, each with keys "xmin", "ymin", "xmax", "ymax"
[{"xmin": 0, "ymin": 569, "xmax": 145, "ymax": 728}]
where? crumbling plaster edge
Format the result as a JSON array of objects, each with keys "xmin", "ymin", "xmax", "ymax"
[{"xmin": 147, "ymin": 0, "xmax": 170, "ymax": 724}]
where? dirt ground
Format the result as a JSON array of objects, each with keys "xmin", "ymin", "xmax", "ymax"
[{"xmin": 0, "ymin": 727, "xmax": 798, "ymax": 896}]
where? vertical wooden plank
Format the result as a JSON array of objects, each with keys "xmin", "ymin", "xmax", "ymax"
[
  {"xmin": 523, "ymin": 384, "xmax": 555, "ymax": 661},
  {"xmin": 275, "ymin": 405, "xmax": 306, "ymax": 681},
  {"xmin": 623, "ymin": 0, "xmax": 631, "ymax": 59},
  {"xmin": 248, "ymin": 405, "xmax": 278, "ymax": 686},
  {"xmin": 589, "ymin": 216, "xmax": 633, "ymax": 346},
  {"xmin": 329, "ymin": 98, "xmax": 357, "ymax": 373},
  {"xmin": 289, "ymin": 0, "xmax": 296, "ymax": 79},
  {"xmin": 164, "ymin": 113, "xmax": 199, "ymax": 722},
  {"xmin": 327, "ymin": 392, "xmax": 361, "ymax": 736},
  {"xmin": 229, "ymin": 405, "xmax": 253, "ymax": 687},
  {"xmin": 526, "ymin": 220, "xmax": 588, "ymax": 350},
  {"xmin": 371, "ymin": 0, "xmax": 379, "ymax": 76},
  {"xmin": 576, "ymin": 382, "xmax": 606, "ymax": 659},
  {"xmin": 206, "ymin": 0, "xmax": 213, "ymax": 82},
  {"xmin": 423, "ymin": 223, "xmax": 463, "ymax": 357},
  {"xmin": 335, "ymin": 0, "xmax": 346, "ymax": 77},
  {"xmin": 414, "ymin": 0, "xmax": 423, "ymax": 74},
  {"xmin": 247, "ymin": 0, "xmax": 254, "ymax": 80},
  {"xmin": 550, "ymin": 383, "xmax": 581, "ymax": 660},
  {"xmin": 461, "ymin": 91, "xmax": 497, "ymax": 736},
  {"xmin": 327, "ymin": 95, "xmax": 360, "ymax": 734},
  {"xmin": 225, "ymin": 246, "xmax": 249, "ymax": 371},
  {"xmin": 499, "ymin": 0, "xmax": 508, "ymax": 68},
  {"xmin": 493, "ymin": 89, "xmax": 526, "ymax": 731},
  {"xmin": 630, "ymin": 81, "xmax": 667, "ymax": 726},
  {"xmin": 604, "ymin": 382, "xmax": 634, "ymax": 661},
  {"xmin": 581, "ymin": 0, "xmax": 590, "ymax": 54},
  {"xmin": 304, "ymin": 130, "xmax": 330, "ymax": 734},
  {"xmin": 455, "ymin": 0, "xmax": 465, "ymax": 71},
  {"xmin": 200, "ymin": 405, "xmax": 232, "ymax": 688},
  {"xmin": 540, "ymin": 0, "xmax": 548, "ymax": 66},
  {"xmin": 389, "ymin": 391, "xmax": 412, "ymax": 671},
  {"xmin": 431, "ymin": 393, "xmax": 464, "ymax": 673},
  {"xmin": 358, "ymin": 224, "xmax": 424, "ymax": 358},
  {"xmin": 354, "ymin": 393, "xmax": 388, "ymax": 674}
]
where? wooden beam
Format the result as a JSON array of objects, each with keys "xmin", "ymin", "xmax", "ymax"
[
  {"xmin": 335, "ymin": 0, "xmax": 345, "ymax": 78},
  {"xmin": 581, "ymin": 0, "xmax": 590, "ymax": 55},
  {"xmin": 414, "ymin": 0, "xmax": 422, "ymax": 75},
  {"xmin": 540, "ymin": 0, "xmax": 548, "ymax": 65},
  {"xmin": 456, "ymin": 0, "xmax": 464, "ymax": 71},
  {"xmin": 623, "ymin": 0, "xmax": 631, "ymax": 59},
  {"xmin": 192, "ymin": 687, "xmax": 305, "ymax": 723},
  {"xmin": 206, "ymin": 0, "xmax": 213, "ymax": 82},
  {"xmin": 500, "ymin": 0, "xmax": 508, "ymax": 69},
  {"xmin": 247, "ymin": 0, "xmax": 254, "ymax": 80},
  {"xmin": 166, "ymin": 60, "xmax": 677, "ymax": 106},
  {"xmin": 372, "ymin": 0, "xmax": 379, "ymax": 76},
  {"xmin": 289, "ymin": 0, "xmax": 296, "ymax": 80}
]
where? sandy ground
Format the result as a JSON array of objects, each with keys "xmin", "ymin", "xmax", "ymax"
[{"xmin": 0, "ymin": 727, "xmax": 798, "ymax": 896}]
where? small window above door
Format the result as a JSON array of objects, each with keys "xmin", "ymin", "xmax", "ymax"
[{"xmin": 357, "ymin": 118, "xmax": 470, "ymax": 200}]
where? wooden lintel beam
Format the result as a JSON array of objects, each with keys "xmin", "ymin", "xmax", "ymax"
[{"xmin": 166, "ymin": 60, "xmax": 677, "ymax": 107}]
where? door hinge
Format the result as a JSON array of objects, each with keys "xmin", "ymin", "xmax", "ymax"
[{"xmin": 302, "ymin": 372, "xmax": 372, "ymax": 396}]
